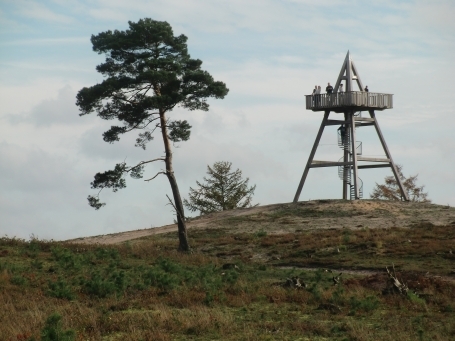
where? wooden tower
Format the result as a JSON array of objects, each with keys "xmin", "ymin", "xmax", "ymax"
[{"xmin": 293, "ymin": 51, "xmax": 409, "ymax": 202}]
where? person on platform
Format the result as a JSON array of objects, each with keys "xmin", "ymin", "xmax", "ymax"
[
  {"xmin": 326, "ymin": 82, "xmax": 333, "ymax": 105},
  {"xmin": 364, "ymin": 85, "xmax": 369, "ymax": 92},
  {"xmin": 312, "ymin": 85, "xmax": 317, "ymax": 106},
  {"xmin": 316, "ymin": 85, "xmax": 321, "ymax": 106},
  {"xmin": 338, "ymin": 83, "xmax": 344, "ymax": 105}
]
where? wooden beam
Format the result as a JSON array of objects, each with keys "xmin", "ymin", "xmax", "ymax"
[
  {"xmin": 346, "ymin": 53, "xmax": 352, "ymax": 92},
  {"xmin": 358, "ymin": 164, "xmax": 391, "ymax": 169},
  {"xmin": 354, "ymin": 117, "xmax": 375, "ymax": 122},
  {"xmin": 357, "ymin": 156, "xmax": 391, "ymax": 162},
  {"xmin": 311, "ymin": 161, "xmax": 353, "ymax": 168},
  {"xmin": 326, "ymin": 119, "xmax": 349, "ymax": 126},
  {"xmin": 351, "ymin": 59, "xmax": 364, "ymax": 90},
  {"xmin": 334, "ymin": 54, "xmax": 348, "ymax": 93},
  {"xmin": 294, "ymin": 111, "xmax": 330, "ymax": 202},
  {"xmin": 369, "ymin": 110, "xmax": 409, "ymax": 201},
  {"xmin": 356, "ymin": 122, "xmax": 375, "ymax": 127}
]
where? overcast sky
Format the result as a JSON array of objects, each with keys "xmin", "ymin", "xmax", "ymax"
[{"xmin": 1, "ymin": 0, "xmax": 454, "ymax": 241}]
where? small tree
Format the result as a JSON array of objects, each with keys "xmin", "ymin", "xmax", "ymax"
[
  {"xmin": 370, "ymin": 165, "xmax": 430, "ymax": 202},
  {"xmin": 76, "ymin": 19, "xmax": 228, "ymax": 251},
  {"xmin": 184, "ymin": 161, "xmax": 256, "ymax": 214}
]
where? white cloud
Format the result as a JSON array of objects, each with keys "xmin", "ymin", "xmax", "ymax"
[
  {"xmin": 7, "ymin": 85, "xmax": 82, "ymax": 126},
  {"xmin": 0, "ymin": 37, "xmax": 88, "ymax": 46},
  {"xmin": 16, "ymin": 1, "xmax": 75, "ymax": 23}
]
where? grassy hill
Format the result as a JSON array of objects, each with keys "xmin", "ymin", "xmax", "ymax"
[{"xmin": 1, "ymin": 200, "xmax": 455, "ymax": 340}]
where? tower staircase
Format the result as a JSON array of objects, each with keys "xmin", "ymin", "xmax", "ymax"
[{"xmin": 337, "ymin": 118, "xmax": 363, "ymax": 199}]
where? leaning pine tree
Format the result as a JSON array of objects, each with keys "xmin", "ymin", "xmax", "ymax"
[
  {"xmin": 184, "ymin": 161, "xmax": 256, "ymax": 214},
  {"xmin": 76, "ymin": 19, "xmax": 228, "ymax": 251}
]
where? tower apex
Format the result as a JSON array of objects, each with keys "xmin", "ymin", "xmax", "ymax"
[{"xmin": 334, "ymin": 51, "xmax": 364, "ymax": 93}]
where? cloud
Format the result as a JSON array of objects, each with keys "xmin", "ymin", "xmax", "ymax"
[
  {"xmin": 16, "ymin": 1, "xmax": 75, "ymax": 24},
  {"xmin": 0, "ymin": 37, "xmax": 88, "ymax": 46},
  {"xmin": 0, "ymin": 141, "xmax": 79, "ymax": 193},
  {"xmin": 6, "ymin": 85, "xmax": 83, "ymax": 126}
]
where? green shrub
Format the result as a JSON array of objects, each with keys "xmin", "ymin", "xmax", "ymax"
[
  {"xmin": 407, "ymin": 291, "xmax": 426, "ymax": 306},
  {"xmin": 51, "ymin": 247, "xmax": 82, "ymax": 270},
  {"xmin": 48, "ymin": 278, "xmax": 74, "ymax": 300},
  {"xmin": 330, "ymin": 285, "xmax": 345, "ymax": 306},
  {"xmin": 82, "ymin": 271, "xmax": 117, "ymax": 298},
  {"xmin": 349, "ymin": 295, "xmax": 379, "ymax": 315},
  {"xmin": 342, "ymin": 230, "xmax": 351, "ymax": 244},
  {"xmin": 31, "ymin": 259, "xmax": 43, "ymax": 270},
  {"xmin": 95, "ymin": 247, "xmax": 119, "ymax": 261},
  {"xmin": 142, "ymin": 266, "xmax": 180, "ymax": 291},
  {"xmin": 28, "ymin": 237, "xmax": 42, "ymax": 253},
  {"xmin": 11, "ymin": 275, "xmax": 28, "ymax": 286},
  {"xmin": 28, "ymin": 313, "xmax": 75, "ymax": 341},
  {"xmin": 255, "ymin": 230, "xmax": 267, "ymax": 238}
]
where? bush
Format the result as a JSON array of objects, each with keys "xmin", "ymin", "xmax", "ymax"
[
  {"xmin": 82, "ymin": 271, "xmax": 117, "ymax": 298},
  {"xmin": 349, "ymin": 295, "xmax": 379, "ymax": 314},
  {"xmin": 11, "ymin": 275, "xmax": 28, "ymax": 286},
  {"xmin": 51, "ymin": 247, "xmax": 82, "ymax": 270},
  {"xmin": 28, "ymin": 313, "xmax": 75, "ymax": 341},
  {"xmin": 47, "ymin": 278, "xmax": 74, "ymax": 300}
]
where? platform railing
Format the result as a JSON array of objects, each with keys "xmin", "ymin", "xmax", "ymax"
[{"xmin": 305, "ymin": 92, "xmax": 393, "ymax": 110}]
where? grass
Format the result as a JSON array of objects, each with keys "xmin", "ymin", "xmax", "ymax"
[{"xmin": 1, "ymin": 209, "xmax": 455, "ymax": 340}]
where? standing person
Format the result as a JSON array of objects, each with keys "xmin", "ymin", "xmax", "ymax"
[
  {"xmin": 338, "ymin": 83, "xmax": 344, "ymax": 105},
  {"xmin": 364, "ymin": 85, "xmax": 369, "ymax": 106},
  {"xmin": 312, "ymin": 85, "xmax": 317, "ymax": 106},
  {"xmin": 326, "ymin": 82, "xmax": 333, "ymax": 105},
  {"xmin": 316, "ymin": 85, "xmax": 321, "ymax": 106}
]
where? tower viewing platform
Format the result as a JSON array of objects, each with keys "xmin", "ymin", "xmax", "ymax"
[{"xmin": 305, "ymin": 91, "xmax": 393, "ymax": 112}]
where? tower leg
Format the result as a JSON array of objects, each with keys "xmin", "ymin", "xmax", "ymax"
[
  {"xmin": 369, "ymin": 110, "xmax": 409, "ymax": 201},
  {"xmin": 293, "ymin": 111, "xmax": 330, "ymax": 202},
  {"xmin": 349, "ymin": 111, "xmax": 360, "ymax": 199}
]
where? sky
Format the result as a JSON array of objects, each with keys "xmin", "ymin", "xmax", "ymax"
[{"xmin": 1, "ymin": 0, "xmax": 454, "ymax": 241}]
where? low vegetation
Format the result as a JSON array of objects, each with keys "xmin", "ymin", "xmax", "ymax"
[{"xmin": 1, "ymin": 202, "xmax": 455, "ymax": 340}]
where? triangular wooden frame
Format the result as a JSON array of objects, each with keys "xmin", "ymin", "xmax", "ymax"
[{"xmin": 333, "ymin": 51, "xmax": 365, "ymax": 93}]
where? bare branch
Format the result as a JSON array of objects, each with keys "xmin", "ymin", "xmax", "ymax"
[
  {"xmin": 123, "ymin": 115, "xmax": 160, "ymax": 133},
  {"xmin": 125, "ymin": 158, "xmax": 165, "ymax": 172},
  {"xmin": 144, "ymin": 171, "xmax": 166, "ymax": 182},
  {"xmin": 166, "ymin": 194, "xmax": 184, "ymax": 221}
]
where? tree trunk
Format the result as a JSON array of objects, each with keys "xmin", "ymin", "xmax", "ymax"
[{"xmin": 159, "ymin": 111, "xmax": 190, "ymax": 252}]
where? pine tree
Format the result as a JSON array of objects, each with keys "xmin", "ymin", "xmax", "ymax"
[
  {"xmin": 76, "ymin": 19, "xmax": 228, "ymax": 251},
  {"xmin": 184, "ymin": 161, "xmax": 256, "ymax": 214},
  {"xmin": 370, "ymin": 165, "xmax": 430, "ymax": 202}
]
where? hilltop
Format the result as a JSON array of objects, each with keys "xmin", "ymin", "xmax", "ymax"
[{"xmin": 71, "ymin": 199, "xmax": 455, "ymax": 244}]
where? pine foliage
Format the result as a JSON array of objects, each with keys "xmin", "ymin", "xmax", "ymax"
[
  {"xmin": 184, "ymin": 161, "xmax": 256, "ymax": 214},
  {"xmin": 76, "ymin": 18, "xmax": 228, "ymax": 209},
  {"xmin": 370, "ymin": 165, "xmax": 430, "ymax": 202}
]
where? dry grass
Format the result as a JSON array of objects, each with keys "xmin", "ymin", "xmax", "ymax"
[{"xmin": 2, "ymin": 201, "xmax": 455, "ymax": 340}]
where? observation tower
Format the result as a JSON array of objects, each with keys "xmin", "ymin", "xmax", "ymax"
[{"xmin": 293, "ymin": 51, "xmax": 409, "ymax": 202}]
